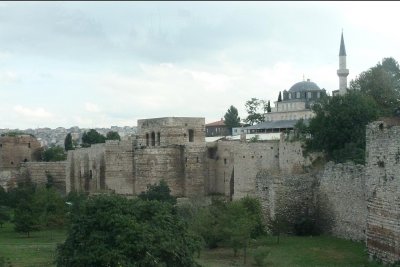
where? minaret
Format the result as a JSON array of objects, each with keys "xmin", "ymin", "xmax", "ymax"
[{"xmin": 337, "ymin": 31, "xmax": 349, "ymax": 95}]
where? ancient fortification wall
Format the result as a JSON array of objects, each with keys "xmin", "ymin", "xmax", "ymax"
[
  {"xmin": 134, "ymin": 146, "xmax": 184, "ymax": 196},
  {"xmin": 136, "ymin": 117, "xmax": 205, "ymax": 147},
  {"xmin": 207, "ymin": 141, "xmax": 235, "ymax": 197},
  {"xmin": 59, "ymin": 116, "xmax": 400, "ymax": 264},
  {"xmin": 279, "ymin": 138, "xmax": 313, "ymax": 174},
  {"xmin": 20, "ymin": 161, "xmax": 67, "ymax": 195},
  {"xmin": 105, "ymin": 139, "xmax": 134, "ymax": 195},
  {"xmin": 183, "ymin": 144, "xmax": 207, "ymax": 197},
  {"xmin": 232, "ymin": 141, "xmax": 280, "ymax": 200},
  {"xmin": 318, "ymin": 162, "xmax": 366, "ymax": 241},
  {"xmin": 0, "ymin": 135, "xmax": 41, "ymax": 170},
  {"xmin": 365, "ymin": 120, "xmax": 400, "ymax": 263},
  {"xmin": 66, "ymin": 144, "xmax": 106, "ymax": 194},
  {"xmin": 256, "ymin": 171, "xmax": 317, "ymax": 227}
]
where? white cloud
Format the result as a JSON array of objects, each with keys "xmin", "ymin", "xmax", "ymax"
[
  {"xmin": 0, "ymin": 71, "xmax": 19, "ymax": 83},
  {"xmin": 85, "ymin": 102, "xmax": 100, "ymax": 112},
  {"xmin": 13, "ymin": 105, "xmax": 53, "ymax": 118}
]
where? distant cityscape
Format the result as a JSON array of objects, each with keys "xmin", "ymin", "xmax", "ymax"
[{"xmin": 0, "ymin": 126, "xmax": 137, "ymax": 148}]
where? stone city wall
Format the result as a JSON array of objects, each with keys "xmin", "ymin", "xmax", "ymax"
[
  {"xmin": 256, "ymin": 170, "xmax": 317, "ymax": 230},
  {"xmin": 208, "ymin": 141, "xmax": 235, "ymax": 197},
  {"xmin": 20, "ymin": 161, "xmax": 67, "ymax": 195},
  {"xmin": 66, "ymin": 143, "xmax": 106, "ymax": 194},
  {"xmin": 318, "ymin": 162, "xmax": 366, "ymax": 241},
  {"xmin": 104, "ymin": 139, "xmax": 134, "ymax": 195},
  {"xmin": 232, "ymin": 141, "xmax": 280, "ymax": 200},
  {"xmin": 134, "ymin": 146, "xmax": 185, "ymax": 197},
  {"xmin": 183, "ymin": 144, "xmax": 207, "ymax": 197},
  {"xmin": 279, "ymin": 138, "xmax": 313, "ymax": 174},
  {"xmin": 365, "ymin": 120, "xmax": 400, "ymax": 263},
  {"xmin": 0, "ymin": 135, "xmax": 41, "ymax": 170}
]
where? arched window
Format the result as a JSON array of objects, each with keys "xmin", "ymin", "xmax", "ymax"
[
  {"xmin": 146, "ymin": 133, "xmax": 149, "ymax": 146},
  {"xmin": 151, "ymin": 132, "xmax": 156, "ymax": 146},
  {"xmin": 157, "ymin": 132, "xmax": 160, "ymax": 146}
]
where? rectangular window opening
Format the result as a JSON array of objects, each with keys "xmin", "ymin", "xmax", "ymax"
[{"xmin": 188, "ymin": 129, "xmax": 194, "ymax": 142}]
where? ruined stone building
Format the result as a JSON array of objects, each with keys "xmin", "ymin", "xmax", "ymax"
[
  {"xmin": 0, "ymin": 135, "xmax": 41, "ymax": 170},
  {"xmin": 0, "ymin": 135, "xmax": 43, "ymax": 190},
  {"xmin": 66, "ymin": 117, "xmax": 207, "ymax": 198}
]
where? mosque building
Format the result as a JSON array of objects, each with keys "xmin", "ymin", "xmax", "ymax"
[{"xmin": 244, "ymin": 32, "xmax": 349, "ymax": 134}]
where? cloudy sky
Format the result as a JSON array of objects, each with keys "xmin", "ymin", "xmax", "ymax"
[{"xmin": 1, "ymin": 1, "xmax": 399, "ymax": 129}]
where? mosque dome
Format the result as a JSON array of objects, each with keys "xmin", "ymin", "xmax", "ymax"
[{"xmin": 289, "ymin": 80, "xmax": 321, "ymax": 92}]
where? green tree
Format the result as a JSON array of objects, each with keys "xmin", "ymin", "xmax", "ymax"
[
  {"xmin": 306, "ymin": 90, "xmax": 379, "ymax": 164},
  {"xmin": 0, "ymin": 187, "xmax": 8, "ymax": 206},
  {"xmin": 0, "ymin": 205, "xmax": 10, "ymax": 228},
  {"xmin": 278, "ymin": 92, "xmax": 282, "ymax": 102},
  {"xmin": 64, "ymin": 133, "xmax": 74, "ymax": 151},
  {"xmin": 189, "ymin": 199, "xmax": 226, "ymax": 249},
  {"xmin": 6, "ymin": 179, "xmax": 36, "ymax": 208},
  {"xmin": 350, "ymin": 57, "xmax": 400, "ymax": 116},
  {"xmin": 138, "ymin": 180, "xmax": 177, "ymax": 205},
  {"xmin": 293, "ymin": 118, "xmax": 310, "ymax": 141},
  {"xmin": 224, "ymin": 105, "xmax": 241, "ymax": 135},
  {"xmin": 106, "ymin": 131, "xmax": 121, "ymax": 141},
  {"xmin": 14, "ymin": 199, "xmax": 39, "ymax": 237},
  {"xmin": 56, "ymin": 194, "xmax": 200, "ymax": 267},
  {"xmin": 33, "ymin": 188, "xmax": 66, "ymax": 228},
  {"xmin": 42, "ymin": 146, "xmax": 67, "ymax": 162},
  {"xmin": 81, "ymin": 129, "xmax": 106, "ymax": 147},
  {"xmin": 220, "ymin": 197, "xmax": 262, "ymax": 264},
  {"xmin": 267, "ymin": 100, "xmax": 272, "ymax": 113},
  {"xmin": 244, "ymin": 98, "xmax": 264, "ymax": 125}
]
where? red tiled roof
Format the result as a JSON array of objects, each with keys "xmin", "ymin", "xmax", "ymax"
[{"xmin": 206, "ymin": 120, "xmax": 226, "ymax": 127}]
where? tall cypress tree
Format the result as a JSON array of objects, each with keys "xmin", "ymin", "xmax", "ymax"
[
  {"xmin": 64, "ymin": 133, "xmax": 74, "ymax": 151},
  {"xmin": 224, "ymin": 105, "xmax": 241, "ymax": 135}
]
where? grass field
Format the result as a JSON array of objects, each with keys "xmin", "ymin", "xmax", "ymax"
[
  {"xmin": 0, "ymin": 222, "xmax": 383, "ymax": 267},
  {"xmin": 196, "ymin": 235, "xmax": 383, "ymax": 267},
  {"xmin": 0, "ymin": 222, "xmax": 66, "ymax": 267}
]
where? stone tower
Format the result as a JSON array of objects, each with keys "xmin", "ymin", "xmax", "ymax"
[{"xmin": 337, "ymin": 31, "xmax": 349, "ymax": 95}]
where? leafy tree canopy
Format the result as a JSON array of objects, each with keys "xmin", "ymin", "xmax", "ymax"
[
  {"xmin": 350, "ymin": 57, "xmax": 400, "ymax": 115},
  {"xmin": 306, "ymin": 90, "xmax": 379, "ymax": 164},
  {"xmin": 106, "ymin": 131, "xmax": 121, "ymax": 141},
  {"xmin": 42, "ymin": 146, "xmax": 67, "ymax": 162},
  {"xmin": 81, "ymin": 129, "xmax": 106, "ymax": 147},
  {"xmin": 56, "ymin": 194, "xmax": 200, "ymax": 267},
  {"xmin": 138, "ymin": 180, "xmax": 177, "ymax": 205},
  {"xmin": 14, "ymin": 199, "xmax": 39, "ymax": 237},
  {"xmin": 244, "ymin": 98, "xmax": 265, "ymax": 125},
  {"xmin": 224, "ymin": 105, "xmax": 241, "ymax": 135}
]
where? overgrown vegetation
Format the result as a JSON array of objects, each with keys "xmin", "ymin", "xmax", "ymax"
[
  {"xmin": 0, "ymin": 180, "xmax": 384, "ymax": 267},
  {"xmin": 296, "ymin": 57, "xmax": 400, "ymax": 165},
  {"xmin": 42, "ymin": 146, "xmax": 67, "ymax": 162},
  {"xmin": 305, "ymin": 90, "xmax": 379, "ymax": 164},
  {"xmin": 56, "ymin": 181, "xmax": 201, "ymax": 267},
  {"xmin": 81, "ymin": 129, "xmax": 121, "ymax": 147},
  {"xmin": 178, "ymin": 196, "xmax": 265, "ymax": 265}
]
